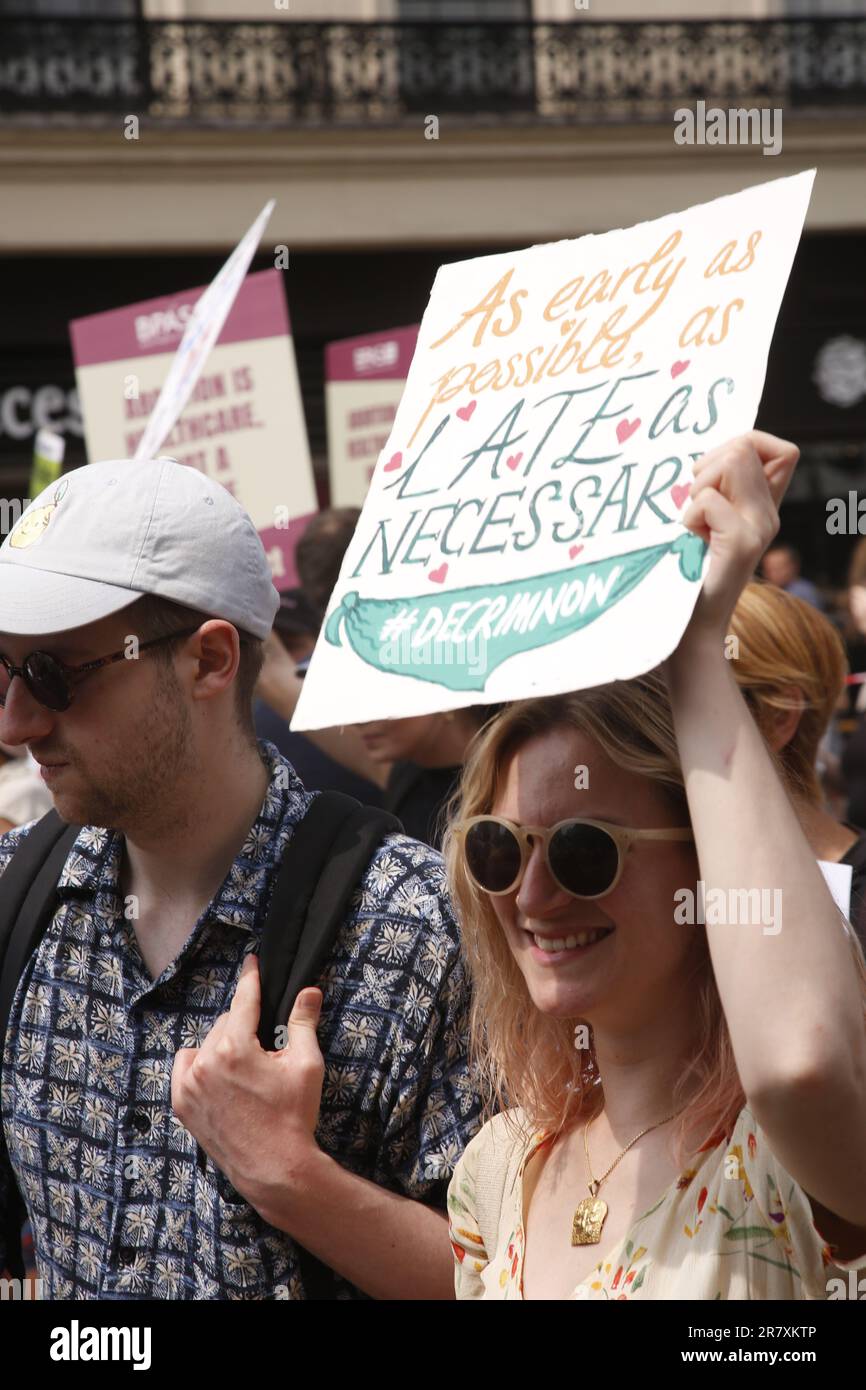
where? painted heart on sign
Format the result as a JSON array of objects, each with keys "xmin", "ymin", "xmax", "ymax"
[
  {"xmin": 569, "ymin": 544, "xmax": 584, "ymax": 560},
  {"xmin": 506, "ymin": 453, "xmax": 523, "ymax": 471},
  {"xmin": 383, "ymin": 452, "xmax": 402, "ymax": 472},
  {"xmin": 428, "ymin": 563, "xmax": 448, "ymax": 584},
  {"xmin": 616, "ymin": 418, "xmax": 641, "ymax": 444},
  {"xmin": 456, "ymin": 401, "xmax": 477, "ymax": 422},
  {"xmin": 670, "ymin": 360, "xmax": 690, "ymax": 379},
  {"xmin": 671, "ymin": 483, "xmax": 691, "ymax": 509}
]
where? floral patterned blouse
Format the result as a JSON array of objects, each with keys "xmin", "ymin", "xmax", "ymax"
[{"xmin": 448, "ymin": 1105, "xmax": 866, "ymax": 1300}]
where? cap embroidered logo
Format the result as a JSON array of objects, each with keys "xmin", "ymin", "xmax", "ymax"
[{"xmin": 9, "ymin": 478, "xmax": 69, "ymax": 551}]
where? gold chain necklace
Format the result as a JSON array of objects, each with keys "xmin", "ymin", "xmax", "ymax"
[{"xmin": 571, "ymin": 1105, "xmax": 685, "ymax": 1246}]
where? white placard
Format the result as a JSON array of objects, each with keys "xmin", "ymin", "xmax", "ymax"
[{"xmin": 294, "ymin": 172, "xmax": 815, "ymax": 730}]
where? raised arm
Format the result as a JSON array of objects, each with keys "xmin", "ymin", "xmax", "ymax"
[{"xmin": 664, "ymin": 431, "xmax": 866, "ymax": 1253}]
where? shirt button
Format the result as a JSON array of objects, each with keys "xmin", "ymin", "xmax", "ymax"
[{"xmin": 131, "ymin": 1111, "xmax": 150, "ymax": 1134}]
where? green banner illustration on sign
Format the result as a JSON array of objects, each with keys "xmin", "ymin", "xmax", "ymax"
[{"xmin": 324, "ymin": 532, "xmax": 707, "ymax": 693}]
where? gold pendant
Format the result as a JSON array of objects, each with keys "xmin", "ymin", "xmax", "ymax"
[{"xmin": 572, "ymin": 1195, "xmax": 608, "ymax": 1246}]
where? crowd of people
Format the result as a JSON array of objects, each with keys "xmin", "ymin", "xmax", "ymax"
[{"xmin": 0, "ymin": 430, "xmax": 865, "ymax": 1301}]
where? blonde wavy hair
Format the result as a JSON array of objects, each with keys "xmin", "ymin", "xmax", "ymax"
[
  {"xmin": 728, "ymin": 581, "xmax": 847, "ymax": 807},
  {"xmin": 443, "ymin": 670, "xmax": 866, "ymax": 1162}
]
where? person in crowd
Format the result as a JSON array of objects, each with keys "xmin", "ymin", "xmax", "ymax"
[
  {"xmin": 255, "ymin": 622, "xmax": 497, "ymax": 845},
  {"xmin": 254, "ymin": 629, "xmax": 390, "ymax": 791},
  {"xmin": 842, "ymin": 538, "xmax": 866, "ymax": 829},
  {"xmin": 254, "ymin": 505, "xmax": 397, "ymax": 798},
  {"xmin": 444, "ymin": 432, "xmax": 866, "ymax": 1300},
  {"xmin": 0, "ymin": 739, "xmax": 51, "ymax": 834},
  {"xmin": 356, "ymin": 709, "xmax": 498, "ymax": 849},
  {"xmin": 254, "ymin": 588, "xmax": 382, "ymax": 806},
  {"xmin": 0, "ymin": 457, "xmax": 480, "ymax": 1300},
  {"xmin": 727, "ymin": 579, "xmax": 866, "ymax": 943},
  {"xmin": 295, "ymin": 507, "xmax": 361, "ymax": 623},
  {"xmin": 257, "ymin": 638, "xmax": 495, "ymax": 848},
  {"xmin": 761, "ymin": 542, "xmax": 824, "ymax": 610}
]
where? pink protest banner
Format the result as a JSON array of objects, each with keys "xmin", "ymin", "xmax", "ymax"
[
  {"xmin": 70, "ymin": 268, "xmax": 315, "ymax": 589},
  {"xmin": 325, "ymin": 325, "xmax": 419, "ymax": 506}
]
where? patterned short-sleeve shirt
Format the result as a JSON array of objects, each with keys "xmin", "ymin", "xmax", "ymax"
[{"xmin": 0, "ymin": 743, "xmax": 482, "ymax": 1299}]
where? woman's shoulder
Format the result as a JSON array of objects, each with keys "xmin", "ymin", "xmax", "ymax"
[
  {"xmin": 453, "ymin": 1107, "xmax": 538, "ymax": 1177},
  {"xmin": 449, "ymin": 1109, "xmax": 541, "ymax": 1264}
]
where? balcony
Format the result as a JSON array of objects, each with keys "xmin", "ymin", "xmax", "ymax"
[{"xmin": 0, "ymin": 17, "xmax": 864, "ymax": 129}]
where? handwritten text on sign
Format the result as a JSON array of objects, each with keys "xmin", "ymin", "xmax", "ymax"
[{"xmin": 293, "ymin": 172, "xmax": 815, "ymax": 729}]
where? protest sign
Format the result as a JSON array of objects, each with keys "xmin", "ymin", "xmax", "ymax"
[
  {"xmin": 70, "ymin": 268, "xmax": 315, "ymax": 589},
  {"xmin": 134, "ymin": 199, "xmax": 274, "ymax": 462},
  {"xmin": 293, "ymin": 171, "xmax": 815, "ymax": 730},
  {"xmin": 325, "ymin": 326, "xmax": 419, "ymax": 506}
]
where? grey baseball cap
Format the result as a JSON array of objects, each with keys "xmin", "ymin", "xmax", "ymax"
[{"xmin": 0, "ymin": 457, "xmax": 281, "ymax": 639}]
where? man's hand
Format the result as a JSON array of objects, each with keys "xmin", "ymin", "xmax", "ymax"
[
  {"xmin": 174, "ymin": 955, "xmax": 458, "ymax": 1299},
  {"xmin": 171, "ymin": 954, "xmax": 326, "ymax": 1223}
]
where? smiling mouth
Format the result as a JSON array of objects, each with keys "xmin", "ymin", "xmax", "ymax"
[{"xmin": 531, "ymin": 926, "xmax": 613, "ymax": 953}]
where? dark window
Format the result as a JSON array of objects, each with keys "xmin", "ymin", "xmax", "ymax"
[
  {"xmin": 398, "ymin": 1, "xmax": 532, "ymax": 17},
  {"xmin": 784, "ymin": 0, "xmax": 865, "ymax": 12},
  {"xmin": 0, "ymin": 1, "xmax": 139, "ymax": 14}
]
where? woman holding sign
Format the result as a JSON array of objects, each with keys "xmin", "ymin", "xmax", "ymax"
[{"xmin": 443, "ymin": 431, "xmax": 866, "ymax": 1300}]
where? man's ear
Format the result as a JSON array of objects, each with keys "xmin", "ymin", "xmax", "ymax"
[
  {"xmin": 764, "ymin": 685, "xmax": 805, "ymax": 752},
  {"xmin": 187, "ymin": 620, "xmax": 240, "ymax": 705}
]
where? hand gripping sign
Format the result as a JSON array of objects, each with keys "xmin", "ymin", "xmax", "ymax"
[{"xmin": 293, "ymin": 171, "xmax": 815, "ymax": 730}]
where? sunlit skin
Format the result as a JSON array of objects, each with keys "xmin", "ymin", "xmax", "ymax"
[
  {"xmin": 489, "ymin": 724, "xmax": 708, "ymax": 1296},
  {"xmin": 489, "ymin": 726, "xmax": 703, "ymax": 1031},
  {"xmin": 0, "ymin": 607, "xmax": 270, "ymax": 980},
  {"xmin": 0, "ymin": 609, "xmax": 200, "ymax": 834}
]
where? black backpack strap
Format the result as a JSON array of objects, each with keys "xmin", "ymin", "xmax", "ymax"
[
  {"xmin": 0, "ymin": 810, "xmax": 80, "ymax": 1280},
  {"xmin": 0, "ymin": 810, "xmax": 81, "ymax": 1051},
  {"xmin": 0, "ymin": 798, "xmax": 402, "ymax": 1296},
  {"xmin": 257, "ymin": 790, "xmax": 402, "ymax": 1299},
  {"xmin": 257, "ymin": 790, "xmax": 402, "ymax": 1051}
]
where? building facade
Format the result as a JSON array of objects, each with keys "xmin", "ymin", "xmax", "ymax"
[{"xmin": 0, "ymin": 0, "xmax": 864, "ymax": 581}]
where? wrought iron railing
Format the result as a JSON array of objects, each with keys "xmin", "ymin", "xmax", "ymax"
[{"xmin": 0, "ymin": 18, "xmax": 864, "ymax": 126}]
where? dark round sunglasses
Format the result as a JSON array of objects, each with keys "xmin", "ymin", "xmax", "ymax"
[
  {"xmin": 456, "ymin": 814, "xmax": 694, "ymax": 901},
  {"xmin": 0, "ymin": 627, "xmax": 202, "ymax": 713}
]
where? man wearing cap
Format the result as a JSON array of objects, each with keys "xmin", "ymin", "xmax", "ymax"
[{"xmin": 0, "ymin": 458, "xmax": 480, "ymax": 1300}]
